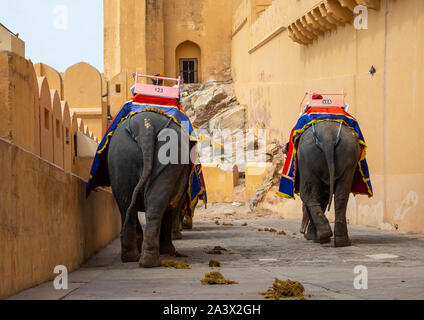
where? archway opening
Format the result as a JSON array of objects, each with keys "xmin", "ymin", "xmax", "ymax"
[{"xmin": 175, "ymin": 41, "xmax": 201, "ymax": 84}]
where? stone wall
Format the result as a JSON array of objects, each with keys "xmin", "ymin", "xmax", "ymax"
[
  {"xmin": 0, "ymin": 50, "xmax": 121, "ymax": 298},
  {"xmin": 104, "ymin": 0, "xmax": 239, "ymax": 84},
  {"xmin": 0, "ymin": 24, "xmax": 25, "ymax": 57},
  {"xmin": 231, "ymin": 0, "xmax": 424, "ymax": 234},
  {"xmin": 34, "ymin": 63, "xmax": 64, "ymax": 99},
  {"xmin": 0, "ymin": 138, "xmax": 121, "ymax": 299},
  {"xmin": 34, "ymin": 60, "xmax": 106, "ymax": 140},
  {"xmin": 0, "ymin": 51, "xmax": 37, "ymax": 155}
]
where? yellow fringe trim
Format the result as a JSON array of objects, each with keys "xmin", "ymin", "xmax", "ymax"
[
  {"xmin": 187, "ymin": 164, "xmax": 207, "ymax": 216},
  {"xmin": 280, "ymin": 119, "xmax": 372, "ymax": 199},
  {"xmin": 97, "ymin": 107, "xmax": 198, "ymax": 155},
  {"xmin": 276, "ymin": 191, "xmax": 294, "ymax": 199}
]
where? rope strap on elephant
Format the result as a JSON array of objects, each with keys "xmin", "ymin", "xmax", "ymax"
[
  {"xmin": 86, "ymin": 94, "xmax": 207, "ymax": 215},
  {"xmin": 277, "ymin": 107, "xmax": 373, "ymax": 199}
]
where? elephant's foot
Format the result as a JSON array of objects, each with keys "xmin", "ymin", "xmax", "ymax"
[
  {"xmin": 160, "ymin": 242, "xmax": 176, "ymax": 255},
  {"xmin": 334, "ymin": 235, "xmax": 351, "ymax": 247},
  {"xmin": 316, "ymin": 225, "xmax": 333, "ymax": 244},
  {"xmin": 305, "ymin": 231, "xmax": 317, "ymax": 241},
  {"xmin": 334, "ymin": 220, "xmax": 350, "ymax": 247},
  {"xmin": 139, "ymin": 252, "xmax": 161, "ymax": 268},
  {"xmin": 316, "ymin": 236, "xmax": 331, "ymax": 244},
  {"xmin": 121, "ymin": 250, "xmax": 141, "ymax": 263},
  {"xmin": 121, "ymin": 237, "xmax": 141, "ymax": 262}
]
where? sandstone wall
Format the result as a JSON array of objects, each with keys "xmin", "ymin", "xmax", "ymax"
[
  {"xmin": 162, "ymin": 0, "xmax": 236, "ymax": 82},
  {"xmin": 0, "ymin": 138, "xmax": 121, "ymax": 299},
  {"xmin": 64, "ymin": 62, "xmax": 106, "ymax": 138},
  {"xmin": 231, "ymin": 0, "xmax": 424, "ymax": 234},
  {"xmin": 34, "ymin": 63, "xmax": 64, "ymax": 99},
  {"xmin": 0, "ymin": 24, "xmax": 25, "ymax": 57},
  {"xmin": 33, "ymin": 61, "xmax": 107, "ymax": 140},
  {"xmin": 104, "ymin": 0, "xmax": 239, "ymax": 83},
  {"xmin": 0, "ymin": 51, "xmax": 121, "ymax": 299},
  {"xmin": 0, "ymin": 51, "xmax": 37, "ymax": 154}
]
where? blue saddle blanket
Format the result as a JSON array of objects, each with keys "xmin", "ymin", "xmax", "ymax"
[
  {"xmin": 86, "ymin": 94, "xmax": 207, "ymax": 214},
  {"xmin": 278, "ymin": 107, "xmax": 373, "ymax": 199}
]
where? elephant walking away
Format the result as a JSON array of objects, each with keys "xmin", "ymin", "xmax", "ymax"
[
  {"xmin": 297, "ymin": 121, "xmax": 361, "ymax": 247},
  {"xmin": 108, "ymin": 112, "xmax": 190, "ymax": 267}
]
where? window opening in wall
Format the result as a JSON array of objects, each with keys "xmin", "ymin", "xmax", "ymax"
[{"xmin": 179, "ymin": 58, "xmax": 198, "ymax": 84}]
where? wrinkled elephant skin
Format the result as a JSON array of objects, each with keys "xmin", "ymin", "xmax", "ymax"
[
  {"xmin": 297, "ymin": 122, "xmax": 360, "ymax": 247},
  {"xmin": 108, "ymin": 112, "xmax": 190, "ymax": 267}
]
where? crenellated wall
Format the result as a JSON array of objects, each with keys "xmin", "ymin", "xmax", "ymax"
[
  {"xmin": 231, "ymin": 0, "xmax": 424, "ymax": 234},
  {"xmin": 34, "ymin": 63, "xmax": 64, "ymax": 99},
  {"xmin": 34, "ymin": 61, "xmax": 107, "ymax": 141},
  {"xmin": 32, "ymin": 61, "xmax": 104, "ymax": 176},
  {"xmin": 0, "ymin": 42, "xmax": 121, "ymax": 299}
]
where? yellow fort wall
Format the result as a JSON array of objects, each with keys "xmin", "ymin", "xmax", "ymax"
[
  {"xmin": 0, "ymin": 51, "xmax": 37, "ymax": 155},
  {"xmin": 0, "ymin": 24, "xmax": 25, "ymax": 57},
  {"xmin": 202, "ymin": 163, "xmax": 238, "ymax": 203},
  {"xmin": 104, "ymin": 0, "xmax": 239, "ymax": 84},
  {"xmin": 162, "ymin": 0, "xmax": 237, "ymax": 82},
  {"xmin": 64, "ymin": 62, "xmax": 106, "ymax": 139},
  {"xmin": 34, "ymin": 63, "xmax": 64, "ymax": 100},
  {"xmin": 0, "ymin": 138, "xmax": 121, "ymax": 299},
  {"xmin": 0, "ymin": 41, "xmax": 121, "ymax": 298},
  {"xmin": 231, "ymin": 0, "xmax": 424, "ymax": 234}
]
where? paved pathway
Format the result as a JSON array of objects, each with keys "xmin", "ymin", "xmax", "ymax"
[{"xmin": 10, "ymin": 218, "xmax": 424, "ymax": 300}]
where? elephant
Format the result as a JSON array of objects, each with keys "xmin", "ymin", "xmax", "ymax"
[
  {"xmin": 297, "ymin": 121, "xmax": 360, "ymax": 247},
  {"xmin": 107, "ymin": 111, "xmax": 191, "ymax": 267}
]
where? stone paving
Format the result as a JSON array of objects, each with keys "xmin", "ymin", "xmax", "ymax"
[{"xmin": 10, "ymin": 211, "xmax": 424, "ymax": 300}]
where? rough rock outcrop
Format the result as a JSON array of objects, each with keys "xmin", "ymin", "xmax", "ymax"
[
  {"xmin": 181, "ymin": 81, "xmax": 286, "ymax": 209},
  {"xmin": 181, "ymin": 81, "xmax": 244, "ymax": 129},
  {"xmin": 249, "ymin": 140, "xmax": 285, "ymax": 210},
  {"xmin": 181, "ymin": 80, "xmax": 248, "ymax": 166}
]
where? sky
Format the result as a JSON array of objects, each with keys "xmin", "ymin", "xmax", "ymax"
[{"xmin": 0, "ymin": 0, "xmax": 104, "ymax": 73}]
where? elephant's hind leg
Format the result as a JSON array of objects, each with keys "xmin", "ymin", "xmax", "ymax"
[
  {"xmin": 333, "ymin": 188, "xmax": 352, "ymax": 247},
  {"xmin": 139, "ymin": 167, "xmax": 186, "ymax": 268},
  {"xmin": 303, "ymin": 204, "xmax": 316, "ymax": 241},
  {"xmin": 140, "ymin": 197, "xmax": 171, "ymax": 268},
  {"xmin": 333, "ymin": 196, "xmax": 351, "ymax": 247},
  {"xmin": 160, "ymin": 208, "xmax": 177, "ymax": 256},
  {"xmin": 333, "ymin": 164, "xmax": 356, "ymax": 247},
  {"xmin": 121, "ymin": 209, "xmax": 141, "ymax": 263}
]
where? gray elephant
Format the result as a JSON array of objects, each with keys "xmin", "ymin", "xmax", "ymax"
[
  {"xmin": 107, "ymin": 112, "xmax": 190, "ymax": 267},
  {"xmin": 297, "ymin": 121, "xmax": 361, "ymax": 247}
]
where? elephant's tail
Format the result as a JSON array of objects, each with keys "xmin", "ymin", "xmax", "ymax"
[
  {"xmin": 323, "ymin": 142, "xmax": 335, "ymax": 212},
  {"xmin": 124, "ymin": 117, "xmax": 156, "ymax": 228},
  {"xmin": 312, "ymin": 123, "xmax": 337, "ymax": 212}
]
